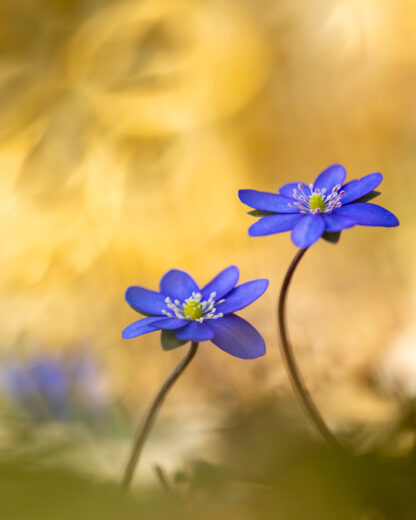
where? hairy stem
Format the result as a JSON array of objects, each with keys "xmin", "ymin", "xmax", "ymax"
[
  {"xmin": 278, "ymin": 248, "xmax": 340, "ymax": 447},
  {"xmin": 120, "ymin": 341, "xmax": 199, "ymax": 495}
]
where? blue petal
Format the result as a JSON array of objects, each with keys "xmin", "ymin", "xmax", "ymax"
[
  {"xmin": 279, "ymin": 182, "xmax": 309, "ymax": 198},
  {"xmin": 291, "ymin": 214, "xmax": 325, "ymax": 248},
  {"xmin": 125, "ymin": 287, "xmax": 167, "ymax": 316},
  {"xmin": 201, "ymin": 266, "xmax": 239, "ymax": 301},
  {"xmin": 323, "ymin": 213, "xmax": 357, "ymax": 232},
  {"xmin": 150, "ymin": 318, "xmax": 187, "ymax": 330},
  {"xmin": 248, "ymin": 214, "xmax": 304, "ymax": 237},
  {"xmin": 239, "ymin": 189, "xmax": 296, "ymax": 213},
  {"xmin": 215, "ymin": 279, "xmax": 269, "ymax": 315},
  {"xmin": 122, "ymin": 317, "xmax": 162, "ymax": 339},
  {"xmin": 313, "ymin": 164, "xmax": 346, "ymax": 192},
  {"xmin": 160, "ymin": 269, "xmax": 199, "ymax": 301},
  {"xmin": 341, "ymin": 173, "xmax": 382, "ymax": 204},
  {"xmin": 334, "ymin": 203, "xmax": 399, "ymax": 227},
  {"xmin": 206, "ymin": 314, "xmax": 265, "ymax": 359},
  {"xmin": 174, "ymin": 321, "xmax": 214, "ymax": 342}
]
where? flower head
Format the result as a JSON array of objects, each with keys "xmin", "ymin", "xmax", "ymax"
[
  {"xmin": 122, "ymin": 267, "xmax": 268, "ymax": 359},
  {"xmin": 239, "ymin": 164, "xmax": 399, "ymax": 248}
]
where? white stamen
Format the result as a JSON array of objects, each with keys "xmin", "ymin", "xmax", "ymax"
[
  {"xmin": 291, "ymin": 182, "xmax": 345, "ymax": 215},
  {"xmin": 163, "ymin": 293, "xmax": 225, "ymax": 322}
]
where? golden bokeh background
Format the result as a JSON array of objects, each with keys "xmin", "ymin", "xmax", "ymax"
[{"xmin": 1, "ymin": 0, "xmax": 415, "ymax": 447}]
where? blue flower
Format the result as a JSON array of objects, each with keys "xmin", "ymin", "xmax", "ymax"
[
  {"xmin": 1, "ymin": 353, "xmax": 111, "ymax": 424},
  {"xmin": 239, "ymin": 164, "xmax": 399, "ymax": 248},
  {"xmin": 122, "ymin": 267, "xmax": 269, "ymax": 359}
]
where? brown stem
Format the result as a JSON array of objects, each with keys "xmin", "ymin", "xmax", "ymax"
[
  {"xmin": 278, "ymin": 248, "xmax": 340, "ymax": 447},
  {"xmin": 120, "ymin": 341, "xmax": 199, "ymax": 495}
]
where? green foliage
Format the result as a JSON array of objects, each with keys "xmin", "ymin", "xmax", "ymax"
[
  {"xmin": 355, "ymin": 190, "xmax": 381, "ymax": 203},
  {"xmin": 161, "ymin": 330, "xmax": 186, "ymax": 350},
  {"xmin": 2, "ymin": 403, "xmax": 416, "ymax": 519},
  {"xmin": 322, "ymin": 231, "xmax": 341, "ymax": 243},
  {"xmin": 247, "ymin": 210, "xmax": 275, "ymax": 217}
]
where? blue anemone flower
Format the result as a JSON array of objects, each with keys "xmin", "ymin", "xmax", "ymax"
[
  {"xmin": 239, "ymin": 164, "xmax": 399, "ymax": 248},
  {"xmin": 122, "ymin": 267, "xmax": 268, "ymax": 359}
]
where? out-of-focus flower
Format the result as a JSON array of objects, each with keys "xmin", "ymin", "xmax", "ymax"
[
  {"xmin": 0, "ymin": 352, "xmax": 111, "ymax": 423},
  {"xmin": 122, "ymin": 267, "xmax": 268, "ymax": 359},
  {"xmin": 239, "ymin": 164, "xmax": 399, "ymax": 248}
]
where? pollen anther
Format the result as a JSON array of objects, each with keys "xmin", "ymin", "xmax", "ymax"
[
  {"xmin": 292, "ymin": 183, "xmax": 345, "ymax": 214},
  {"xmin": 162, "ymin": 292, "xmax": 224, "ymax": 322}
]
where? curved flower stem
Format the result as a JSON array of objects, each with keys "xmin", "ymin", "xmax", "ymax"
[
  {"xmin": 153, "ymin": 464, "xmax": 176, "ymax": 498},
  {"xmin": 120, "ymin": 341, "xmax": 199, "ymax": 495},
  {"xmin": 278, "ymin": 248, "xmax": 340, "ymax": 447}
]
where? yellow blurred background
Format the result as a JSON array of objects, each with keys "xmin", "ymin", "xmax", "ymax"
[{"xmin": 0, "ymin": 0, "xmax": 415, "ymax": 459}]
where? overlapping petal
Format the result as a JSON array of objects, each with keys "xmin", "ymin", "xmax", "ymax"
[
  {"xmin": 238, "ymin": 189, "xmax": 296, "ymax": 213},
  {"xmin": 291, "ymin": 214, "xmax": 325, "ymax": 248},
  {"xmin": 207, "ymin": 314, "xmax": 265, "ymax": 359},
  {"xmin": 160, "ymin": 269, "xmax": 199, "ymax": 300},
  {"xmin": 150, "ymin": 318, "xmax": 187, "ymax": 330},
  {"xmin": 341, "ymin": 173, "xmax": 382, "ymax": 204},
  {"xmin": 122, "ymin": 317, "xmax": 162, "ymax": 339},
  {"xmin": 313, "ymin": 164, "xmax": 346, "ymax": 192},
  {"xmin": 174, "ymin": 321, "xmax": 214, "ymax": 342},
  {"xmin": 125, "ymin": 287, "xmax": 167, "ymax": 316},
  {"xmin": 322, "ymin": 213, "xmax": 357, "ymax": 232},
  {"xmin": 335, "ymin": 203, "xmax": 399, "ymax": 227},
  {"xmin": 201, "ymin": 265, "xmax": 239, "ymax": 301},
  {"xmin": 215, "ymin": 279, "xmax": 269, "ymax": 315},
  {"xmin": 279, "ymin": 182, "xmax": 309, "ymax": 198},
  {"xmin": 249, "ymin": 214, "xmax": 304, "ymax": 237}
]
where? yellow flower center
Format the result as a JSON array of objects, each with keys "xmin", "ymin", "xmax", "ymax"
[
  {"xmin": 308, "ymin": 193, "xmax": 326, "ymax": 212},
  {"xmin": 183, "ymin": 300, "xmax": 203, "ymax": 321}
]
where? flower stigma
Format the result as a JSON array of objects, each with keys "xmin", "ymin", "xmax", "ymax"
[
  {"xmin": 183, "ymin": 300, "xmax": 203, "ymax": 321},
  {"xmin": 308, "ymin": 193, "xmax": 326, "ymax": 212},
  {"xmin": 162, "ymin": 292, "xmax": 225, "ymax": 322}
]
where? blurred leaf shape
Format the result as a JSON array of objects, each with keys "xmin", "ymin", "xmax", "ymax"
[{"xmin": 69, "ymin": 0, "xmax": 270, "ymax": 136}]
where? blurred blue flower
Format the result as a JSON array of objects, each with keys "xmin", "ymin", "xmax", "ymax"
[
  {"xmin": 239, "ymin": 164, "xmax": 399, "ymax": 248},
  {"xmin": 1, "ymin": 352, "xmax": 110, "ymax": 424},
  {"xmin": 122, "ymin": 267, "xmax": 268, "ymax": 359},
  {"xmin": 30, "ymin": 358, "xmax": 71, "ymax": 421}
]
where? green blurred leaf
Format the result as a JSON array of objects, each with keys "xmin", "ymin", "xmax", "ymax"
[
  {"xmin": 161, "ymin": 330, "xmax": 186, "ymax": 350},
  {"xmin": 247, "ymin": 209, "xmax": 275, "ymax": 217},
  {"xmin": 322, "ymin": 231, "xmax": 340, "ymax": 244},
  {"xmin": 354, "ymin": 190, "xmax": 381, "ymax": 203}
]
